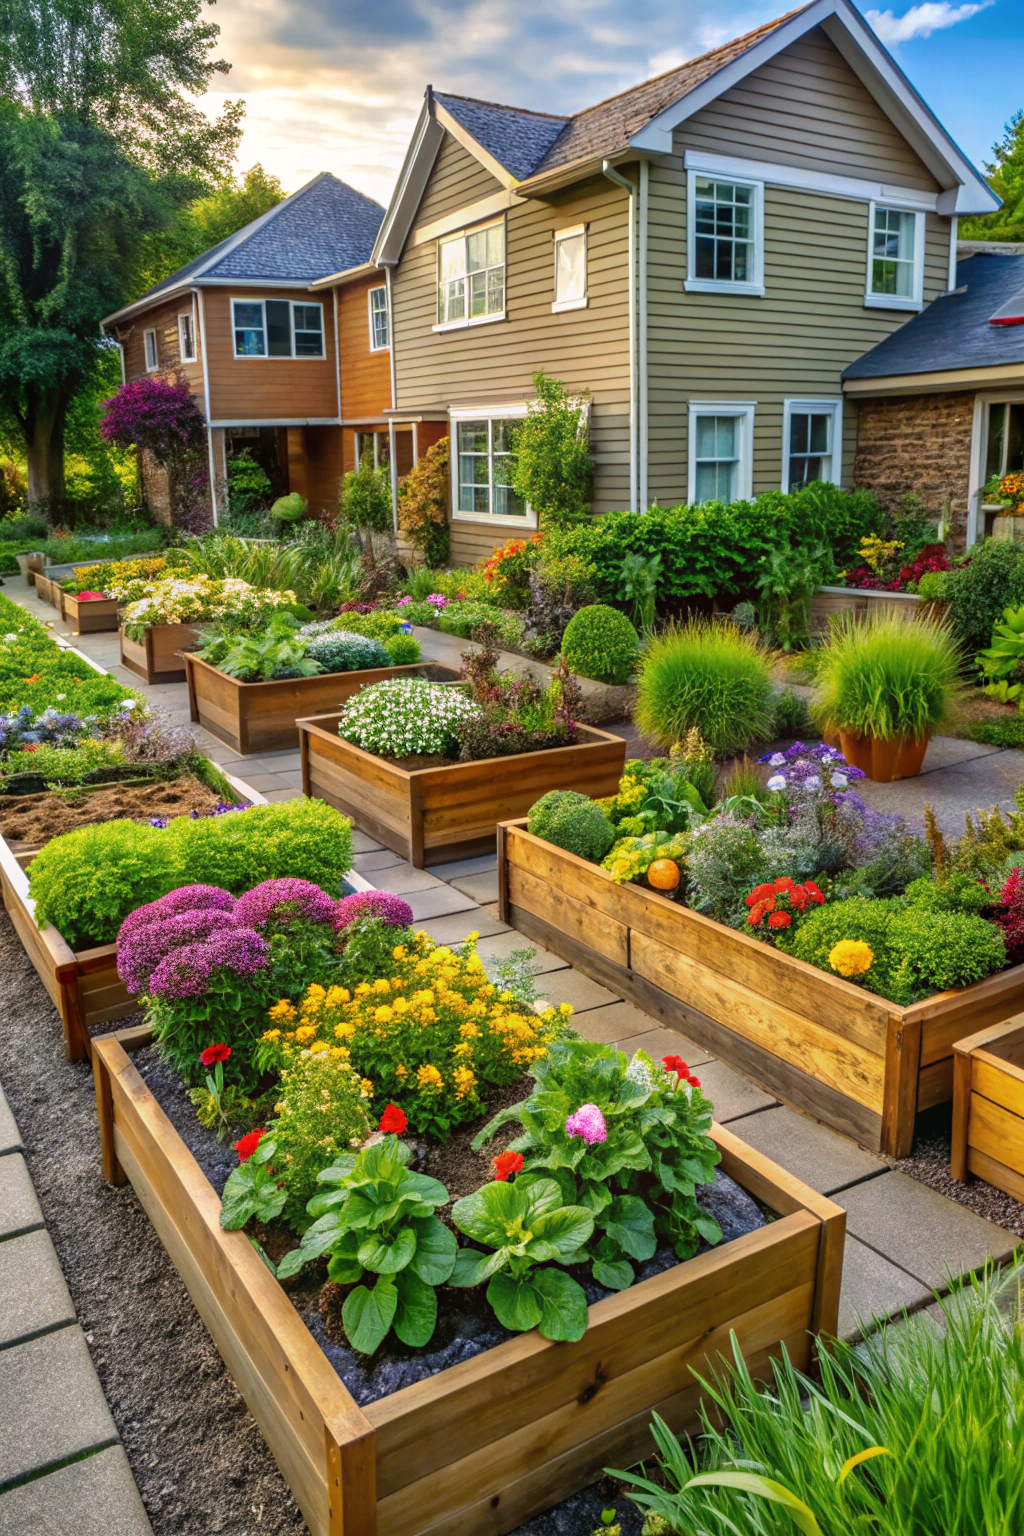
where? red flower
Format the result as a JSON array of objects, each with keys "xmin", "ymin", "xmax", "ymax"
[
  {"xmin": 745, "ymin": 883, "xmax": 777, "ymax": 906},
  {"xmin": 686, "ymin": 1074, "xmax": 701, "ymax": 1089},
  {"xmin": 772, "ymin": 876, "xmax": 795, "ymax": 893},
  {"xmin": 200, "ymin": 1043, "xmax": 231, "ymax": 1066},
  {"xmin": 378, "ymin": 1104, "xmax": 408, "ymax": 1135},
  {"xmin": 804, "ymin": 881, "xmax": 824, "ymax": 903},
  {"xmin": 662, "ymin": 1055, "xmax": 690, "ymax": 1078},
  {"xmin": 234, "ymin": 1129, "xmax": 265, "ymax": 1162},
  {"xmin": 767, "ymin": 910, "xmax": 791, "ymax": 929},
  {"xmin": 492, "ymin": 1150, "xmax": 525, "ymax": 1181}
]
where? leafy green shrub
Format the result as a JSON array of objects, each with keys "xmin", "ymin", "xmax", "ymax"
[
  {"xmin": 168, "ymin": 800, "xmax": 353, "ymax": 895},
  {"xmin": 527, "ymin": 789, "xmax": 615, "ymax": 862},
  {"xmin": 338, "ymin": 454, "xmax": 391, "ymax": 533},
  {"xmin": 226, "ymin": 451, "xmax": 272, "ymax": 519},
  {"xmin": 945, "ymin": 538, "xmax": 1024, "ymax": 664},
  {"xmin": 903, "ymin": 872, "xmax": 991, "ymax": 916},
  {"xmin": 437, "ymin": 601, "xmax": 525, "ymax": 649},
  {"xmin": 509, "ymin": 372, "xmax": 593, "ymax": 529},
  {"xmin": 770, "ymin": 686, "xmax": 811, "ymax": 738},
  {"xmin": 2, "ymin": 738, "xmax": 127, "ymax": 786},
  {"xmin": 305, "ymin": 630, "xmax": 390, "ymax": 672},
  {"xmin": 326, "ymin": 610, "xmax": 404, "ymax": 642},
  {"xmin": 635, "ymin": 622, "xmax": 774, "ymax": 754},
  {"xmin": 812, "ymin": 614, "xmax": 962, "ymax": 740},
  {"xmin": 29, "ymin": 821, "xmax": 183, "ymax": 949},
  {"xmin": 270, "ymin": 492, "xmax": 308, "ymax": 524},
  {"xmin": 202, "ymin": 614, "xmax": 321, "ymax": 682},
  {"xmin": 383, "ymin": 632, "xmax": 421, "ymax": 665},
  {"xmin": 560, "ymin": 604, "xmax": 639, "ymax": 684},
  {"xmin": 397, "ymin": 437, "xmax": 450, "ymax": 566}
]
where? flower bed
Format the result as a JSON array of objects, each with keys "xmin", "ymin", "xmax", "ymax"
[
  {"xmin": 121, "ymin": 575, "xmax": 295, "ymax": 685},
  {"xmin": 58, "ymin": 558, "xmax": 171, "ymax": 636}
]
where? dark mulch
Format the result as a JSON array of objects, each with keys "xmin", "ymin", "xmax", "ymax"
[{"xmin": 888, "ymin": 1116, "xmax": 1024, "ymax": 1239}]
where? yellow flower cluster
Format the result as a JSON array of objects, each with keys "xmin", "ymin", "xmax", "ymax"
[
  {"xmin": 256, "ymin": 931, "xmax": 569, "ymax": 1138},
  {"xmin": 829, "ymin": 939, "xmax": 874, "ymax": 978}
]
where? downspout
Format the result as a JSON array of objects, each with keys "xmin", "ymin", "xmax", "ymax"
[
  {"xmin": 385, "ymin": 266, "xmax": 399, "ymax": 533},
  {"xmin": 194, "ymin": 288, "xmax": 219, "ymax": 526},
  {"xmin": 602, "ymin": 160, "xmax": 638, "ymax": 513},
  {"xmin": 638, "ymin": 160, "xmax": 649, "ymax": 513},
  {"xmin": 947, "ymin": 214, "xmax": 959, "ymax": 291}
]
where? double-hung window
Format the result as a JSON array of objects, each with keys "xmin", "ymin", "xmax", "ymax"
[
  {"xmin": 436, "ymin": 221, "xmax": 505, "ymax": 329},
  {"xmin": 452, "ymin": 410, "xmax": 529, "ymax": 523},
  {"xmin": 231, "ymin": 299, "xmax": 324, "ymax": 358},
  {"xmin": 686, "ymin": 171, "xmax": 764, "ymax": 296},
  {"xmin": 783, "ymin": 400, "xmax": 842, "ymax": 490},
  {"xmin": 865, "ymin": 203, "xmax": 923, "ymax": 310},
  {"xmin": 368, "ymin": 286, "xmax": 389, "ymax": 350},
  {"xmin": 178, "ymin": 312, "xmax": 196, "ymax": 363},
  {"xmin": 143, "ymin": 329, "xmax": 158, "ymax": 371},
  {"xmin": 688, "ymin": 402, "xmax": 755, "ymax": 504},
  {"xmin": 553, "ymin": 225, "xmax": 587, "ymax": 311}
]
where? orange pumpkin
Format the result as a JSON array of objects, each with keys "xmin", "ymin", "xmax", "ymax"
[{"xmin": 647, "ymin": 858, "xmax": 680, "ymax": 892}]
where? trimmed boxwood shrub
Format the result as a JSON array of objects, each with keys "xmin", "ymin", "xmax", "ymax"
[
  {"xmin": 943, "ymin": 539, "xmax": 1024, "ymax": 666},
  {"xmin": 527, "ymin": 790, "xmax": 615, "ymax": 862},
  {"xmin": 560, "ymin": 604, "xmax": 640, "ymax": 685}
]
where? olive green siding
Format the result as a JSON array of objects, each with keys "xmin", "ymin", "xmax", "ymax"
[{"xmin": 391, "ymin": 136, "xmax": 631, "ymax": 567}]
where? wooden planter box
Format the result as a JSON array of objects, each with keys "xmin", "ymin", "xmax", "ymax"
[
  {"xmin": 951, "ymin": 1019, "xmax": 1024, "ymax": 1199},
  {"xmin": 120, "ymin": 621, "xmax": 201, "ymax": 685},
  {"xmin": 810, "ymin": 585, "xmax": 922, "ymax": 637},
  {"xmin": 0, "ymin": 772, "xmax": 264, "ymax": 1062},
  {"xmin": 35, "ymin": 560, "xmax": 107, "ymax": 613},
  {"xmin": 299, "ymin": 708, "xmax": 626, "ymax": 868},
  {"xmin": 185, "ymin": 655, "xmax": 447, "ymax": 755},
  {"xmin": 93, "ymin": 1021, "xmax": 844, "ymax": 1536},
  {"xmin": 62, "ymin": 594, "xmax": 123, "ymax": 635},
  {"xmin": 497, "ymin": 822, "xmax": 1024, "ymax": 1158},
  {"xmin": 32, "ymin": 572, "xmax": 64, "ymax": 610}
]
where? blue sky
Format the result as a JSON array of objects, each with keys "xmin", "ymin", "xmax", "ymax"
[{"xmin": 202, "ymin": 1, "xmax": 1024, "ymax": 201}]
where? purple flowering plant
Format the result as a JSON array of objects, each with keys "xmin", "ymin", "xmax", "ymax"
[
  {"xmin": 234, "ymin": 878, "xmax": 338, "ymax": 932},
  {"xmin": 335, "ymin": 890, "xmax": 414, "ymax": 930}
]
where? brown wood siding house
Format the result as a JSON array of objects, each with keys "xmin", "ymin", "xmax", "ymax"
[
  {"xmin": 102, "ymin": 173, "xmax": 387, "ymax": 524},
  {"xmin": 370, "ymin": 0, "xmax": 997, "ymax": 568}
]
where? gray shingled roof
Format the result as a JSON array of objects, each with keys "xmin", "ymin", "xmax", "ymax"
[
  {"xmin": 137, "ymin": 173, "xmax": 385, "ymax": 302},
  {"xmin": 433, "ymin": 93, "xmax": 569, "ymax": 180},
  {"xmin": 843, "ymin": 254, "xmax": 1024, "ymax": 381}
]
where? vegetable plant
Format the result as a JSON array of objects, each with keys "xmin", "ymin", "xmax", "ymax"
[
  {"xmin": 449, "ymin": 1176, "xmax": 594, "ymax": 1340},
  {"xmin": 200, "ymin": 612, "xmax": 323, "ymax": 682},
  {"xmin": 811, "ymin": 612, "xmax": 962, "ymax": 741},
  {"xmin": 527, "ymin": 789, "xmax": 615, "ymax": 862},
  {"xmin": 635, "ymin": 621, "xmax": 775, "ymax": 754},
  {"xmin": 275, "ymin": 1136, "xmax": 457, "ymax": 1354}
]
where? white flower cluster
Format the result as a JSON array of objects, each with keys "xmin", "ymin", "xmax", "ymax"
[
  {"xmin": 124, "ymin": 575, "xmax": 295, "ymax": 629},
  {"xmin": 338, "ymin": 678, "xmax": 479, "ymax": 758}
]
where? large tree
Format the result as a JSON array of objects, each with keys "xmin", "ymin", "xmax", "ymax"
[
  {"xmin": 0, "ymin": 0, "xmax": 242, "ymax": 504},
  {"xmin": 960, "ymin": 110, "xmax": 1024, "ymax": 243},
  {"xmin": 137, "ymin": 163, "xmax": 285, "ymax": 291}
]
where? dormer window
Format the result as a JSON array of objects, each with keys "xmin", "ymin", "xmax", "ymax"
[{"xmin": 435, "ymin": 221, "xmax": 505, "ymax": 331}]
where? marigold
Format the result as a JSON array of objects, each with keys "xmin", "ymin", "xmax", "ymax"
[
  {"xmin": 294, "ymin": 1025, "xmax": 317, "ymax": 1043},
  {"xmin": 416, "ymin": 1063, "xmax": 444, "ymax": 1091},
  {"xmin": 453, "ymin": 1066, "xmax": 476, "ymax": 1098},
  {"xmin": 829, "ymin": 939, "xmax": 874, "ymax": 978}
]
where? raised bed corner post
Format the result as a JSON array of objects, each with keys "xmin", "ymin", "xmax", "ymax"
[
  {"xmin": 92, "ymin": 1037, "xmax": 125, "ymax": 1187},
  {"xmin": 326, "ymin": 1416, "xmax": 377, "ymax": 1536},
  {"xmin": 496, "ymin": 822, "xmax": 511, "ymax": 924},
  {"xmin": 881, "ymin": 1014, "xmax": 922, "ymax": 1159}
]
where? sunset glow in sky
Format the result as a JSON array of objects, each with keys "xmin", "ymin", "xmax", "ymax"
[{"xmin": 201, "ymin": 0, "xmax": 1024, "ymax": 201}]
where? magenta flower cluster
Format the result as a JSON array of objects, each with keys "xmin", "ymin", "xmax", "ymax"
[
  {"xmin": 149, "ymin": 927, "xmax": 270, "ymax": 1000},
  {"xmin": 234, "ymin": 879, "xmax": 338, "ymax": 931},
  {"xmin": 565, "ymin": 1103, "xmax": 608, "ymax": 1144},
  {"xmin": 334, "ymin": 890, "xmax": 414, "ymax": 930},
  {"xmin": 117, "ymin": 886, "xmax": 239, "ymax": 993},
  {"xmin": 100, "ymin": 378, "xmax": 207, "ymax": 462}
]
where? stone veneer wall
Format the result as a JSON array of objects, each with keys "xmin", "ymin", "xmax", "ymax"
[{"xmin": 852, "ymin": 391, "xmax": 975, "ymax": 551}]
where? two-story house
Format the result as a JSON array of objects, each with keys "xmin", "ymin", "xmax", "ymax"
[
  {"xmin": 102, "ymin": 173, "xmax": 387, "ymax": 522},
  {"xmin": 372, "ymin": 0, "xmax": 997, "ymax": 566}
]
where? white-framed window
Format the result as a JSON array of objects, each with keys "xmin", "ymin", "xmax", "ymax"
[
  {"xmin": 553, "ymin": 225, "xmax": 587, "ymax": 312},
  {"xmin": 687, "ymin": 402, "xmax": 755, "ymax": 504},
  {"xmin": 782, "ymin": 399, "xmax": 843, "ymax": 490},
  {"xmin": 450, "ymin": 407, "xmax": 532, "ymax": 525},
  {"xmin": 435, "ymin": 220, "xmax": 505, "ymax": 330},
  {"xmin": 865, "ymin": 203, "xmax": 924, "ymax": 310},
  {"xmin": 178, "ymin": 312, "xmax": 196, "ymax": 363},
  {"xmin": 368, "ymin": 286, "xmax": 389, "ymax": 351},
  {"xmin": 686, "ymin": 171, "xmax": 764, "ymax": 297},
  {"xmin": 231, "ymin": 299, "xmax": 324, "ymax": 358},
  {"xmin": 143, "ymin": 329, "xmax": 158, "ymax": 371}
]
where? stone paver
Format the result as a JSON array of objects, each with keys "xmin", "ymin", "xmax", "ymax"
[
  {"xmin": 426, "ymin": 853, "xmax": 498, "ymax": 879},
  {"xmin": 405, "ymin": 885, "xmax": 480, "ymax": 921},
  {"xmin": 573, "ymin": 1002, "xmax": 679, "ymax": 1046},
  {"xmin": 841, "ymin": 1172, "xmax": 1019, "ymax": 1292},
  {"xmin": 691, "ymin": 1060, "xmax": 778, "ymax": 1123},
  {"xmin": 353, "ymin": 850, "xmax": 407, "ymax": 872},
  {"xmin": 837, "ymin": 1236, "xmax": 933, "ymax": 1342},
  {"xmin": 538, "ymin": 967, "xmax": 621, "ymax": 1014},
  {"xmin": 0, "ymin": 1327, "xmax": 118, "ymax": 1488},
  {"xmin": 0, "ymin": 1154, "xmax": 45, "ymax": 1241},
  {"xmin": 449, "ymin": 871, "xmax": 501, "ymax": 905},
  {"xmin": 475, "ymin": 930, "xmax": 569, "ymax": 973},
  {"xmin": 350, "ymin": 829, "xmax": 385, "ymax": 854},
  {"xmin": 613, "ymin": 1024, "xmax": 716, "ymax": 1065},
  {"xmin": 0, "ymin": 1230, "xmax": 76, "ymax": 1348},
  {"xmin": 417, "ymin": 911, "xmax": 510, "ymax": 944},
  {"xmin": 0, "ymin": 1444, "xmax": 152, "ymax": 1535},
  {"xmin": 0, "ymin": 1095, "xmax": 22, "ymax": 1157},
  {"xmin": 725, "ymin": 1105, "xmax": 887, "ymax": 1197},
  {"xmin": 370, "ymin": 862, "xmax": 447, "ymax": 895}
]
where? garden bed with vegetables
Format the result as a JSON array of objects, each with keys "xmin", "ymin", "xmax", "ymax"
[
  {"xmin": 89, "ymin": 871, "xmax": 843, "ymax": 1536},
  {"xmin": 120, "ymin": 572, "xmax": 298, "ymax": 685}
]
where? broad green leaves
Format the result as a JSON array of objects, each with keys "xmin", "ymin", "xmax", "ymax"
[{"xmin": 219, "ymin": 1137, "xmax": 287, "ymax": 1230}]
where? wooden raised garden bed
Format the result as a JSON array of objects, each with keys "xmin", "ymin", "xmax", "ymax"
[
  {"xmin": 299, "ymin": 702, "xmax": 626, "ymax": 868},
  {"xmin": 120, "ymin": 621, "xmax": 201, "ymax": 685},
  {"xmin": 34, "ymin": 560, "xmax": 107, "ymax": 613},
  {"xmin": 92, "ymin": 1020, "xmax": 845, "ymax": 1536},
  {"xmin": 497, "ymin": 821, "xmax": 1024, "ymax": 1158},
  {"xmin": 0, "ymin": 771, "xmax": 264, "ymax": 1062},
  {"xmin": 951, "ymin": 1018, "xmax": 1024, "ymax": 1199},
  {"xmin": 62, "ymin": 593, "xmax": 123, "ymax": 635},
  {"xmin": 810, "ymin": 585, "xmax": 922, "ymax": 637},
  {"xmin": 184, "ymin": 654, "xmax": 444, "ymax": 755}
]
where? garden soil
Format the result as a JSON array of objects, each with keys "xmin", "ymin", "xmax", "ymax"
[{"xmin": 0, "ymin": 773, "xmax": 222, "ymax": 850}]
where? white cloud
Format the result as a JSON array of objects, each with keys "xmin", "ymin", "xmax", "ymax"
[{"xmin": 864, "ymin": 2, "xmax": 991, "ymax": 44}]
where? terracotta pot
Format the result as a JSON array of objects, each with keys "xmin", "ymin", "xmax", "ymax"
[
  {"xmin": 822, "ymin": 722, "xmax": 842, "ymax": 749},
  {"xmin": 839, "ymin": 729, "xmax": 929, "ymax": 783}
]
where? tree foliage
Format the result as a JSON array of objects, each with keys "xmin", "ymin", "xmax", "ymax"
[
  {"xmin": 960, "ymin": 109, "xmax": 1024, "ymax": 242},
  {"xmin": 137, "ymin": 164, "xmax": 284, "ymax": 290},
  {"xmin": 397, "ymin": 436, "xmax": 450, "ymax": 565},
  {"xmin": 510, "ymin": 371, "xmax": 593, "ymax": 530}
]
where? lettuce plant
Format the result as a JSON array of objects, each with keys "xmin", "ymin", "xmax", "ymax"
[
  {"xmin": 449, "ymin": 1176, "xmax": 594, "ymax": 1340},
  {"xmin": 274, "ymin": 1136, "xmax": 456, "ymax": 1354}
]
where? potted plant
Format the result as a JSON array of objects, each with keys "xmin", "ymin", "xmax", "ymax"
[{"xmin": 811, "ymin": 613, "xmax": 961, "ymax": 781}]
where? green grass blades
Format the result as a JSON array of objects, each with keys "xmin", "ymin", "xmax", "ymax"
[
  {"xmin": 634, "ymin": 620, "xmax": 775, "ymax": 755},
  {"xmin": 812, "ymin": 612, "xmax": 963, "ymax": 741},
  {"xmin": 611, "ymin": 1257, "xmax": 1024, "ymax": 1535}
]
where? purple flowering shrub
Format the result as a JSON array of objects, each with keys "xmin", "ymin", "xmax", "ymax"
[
  {"xmin": 334, "ymin": 891, "xmax": 414, "ymax": 930},
  {"xmin": 234, "ymin": 878, "xmax": 338, "ymax": 932},
  {"xmin": 117, "ymin": 908, "xmax": 238, "ymax": 993},
  {"xmin": 146, "ymin": 921, "xmax": 274, "ymax": 1088},
  {"xmin": 101, "ymin": 377, "xmax": 206, "ymax": 461}
]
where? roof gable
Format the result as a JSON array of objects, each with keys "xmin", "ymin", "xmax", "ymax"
[{"xmin": 433, "ymin": 93, "xmax": 568, "ymax": 182}]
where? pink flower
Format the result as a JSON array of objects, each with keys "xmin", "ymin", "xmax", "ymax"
[{"xmin": 565, "ymin": 1103, "xmax": 607, "ymax": 1144}]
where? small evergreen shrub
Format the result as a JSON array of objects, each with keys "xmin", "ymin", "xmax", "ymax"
[
  {"xmin": 560, "ymin": 604, "xmax": 640, "ymax": 684},
  {"xmin": 30, "ymin": 821, "xmax": 184, "ymax": 949},
  {"xmin": 527, "ymin": 790, "xmax": 616, "ymax": 862},
  {"xmin": 945, "ymin": 538, "xmax": 1024, "ymax": 664},
  {"xmin": 304, "ymin": 630, "xmax": 390, "ymax": 672},
  {"xmin": 168, "ymin": 800, "xmax": 353, "ymax": 896},
  {"xmin": 383, "ymin": 631, "xmax": 421, "ymax": 665},
  {"xmin": 635, "ymin": 622, "xmax": 774, "ymax": 754}
]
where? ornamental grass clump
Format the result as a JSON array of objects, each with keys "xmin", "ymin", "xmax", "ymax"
[
  {"xmin": 634, "ymin": 621, "xmax": 775, "ymax": 754},
  {"xmin": 811, "ymin": 612, "xmax": 963, "ymax": 741},
  {"xmin": 337, "ymin": 677, "xmax": 479, "ymax": 759}
]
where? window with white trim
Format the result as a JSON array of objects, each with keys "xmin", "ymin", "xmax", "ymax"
[
  {"xmin": 231, "ymin": 299, "xmax": 324, "ymax": 358},
  {"xmin": 452, "ymin": 412, "xmax": 529, "ymax": 522},
  {"xmin": 368, "ymin": 286, "xmax": 389, "ymax": 350},
  {"xmin": 686, "ymin": 172, "xmax": 763, "ymax": 296},
  {"xmin": 178, "ymin": 312, "xmax": 196, "ymax": 363},
  {"xmin": 687, "ymin": 402, "xmax": 755, "ymax": 504},
  {"xmin": 866, "ymin": 204, "xmax": 923, "ymax": 309},
  {"xmin": 553, "ymin": 225, "xmax": 587, "ymax": 311},
  {"xmin": 436, "ymin": 221, "xmax": 505, "ymax": 328},
  {"xmin": 783, "ymin": 400, "xmax": 842, "ymax": 490},
  {"xmin": 143, "ymin": 329, "xmax": 158, "ymax": 371}
]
